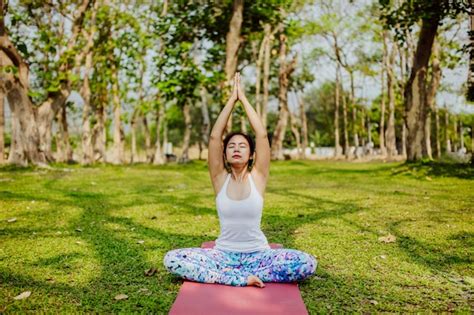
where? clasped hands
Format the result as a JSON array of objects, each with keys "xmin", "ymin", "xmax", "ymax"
[{"xmin": 230, "ymin": 72, "xmax": 247, "ymax": 103}]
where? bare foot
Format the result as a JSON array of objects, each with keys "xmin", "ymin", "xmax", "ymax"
[{"xmin": 247, "ymin": 275, "xmax": 265, "ymax": 288}]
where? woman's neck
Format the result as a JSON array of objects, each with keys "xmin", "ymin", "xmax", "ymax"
[{"xmin": 230, "ymin": 165, "xmax": 248, "ymax": 182}]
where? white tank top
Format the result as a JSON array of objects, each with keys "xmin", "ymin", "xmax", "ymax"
[{"xmin": 215, "ymin": 172, "xmax": 271, "ymax": 253}]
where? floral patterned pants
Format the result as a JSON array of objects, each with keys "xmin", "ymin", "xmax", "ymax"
[{"xmin": 163, "ymin": 247, "xmax": 318, "ymax": 287}]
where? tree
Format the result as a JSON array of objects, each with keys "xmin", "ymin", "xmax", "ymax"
[
  {"xmin": 0, "ymin": 0, "xmax": 47, "ymax": 166},
  {"xmin": 271, "ymin": 33, "xmax": 297, "ymax": 160},
  {"xmin": 380, "ymin": 0, "xmax": 469, "ymax": 161}
]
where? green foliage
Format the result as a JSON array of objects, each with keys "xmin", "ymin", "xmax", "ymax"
[{"xmin": 379, "ymin": 0, "xmax": 470, "ymax": 42}]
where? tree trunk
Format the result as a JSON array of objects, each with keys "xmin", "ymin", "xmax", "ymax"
[
  {"xmin": 471, "ymin": 121, "xmax": 474, "ymax": 162},
  {"xmin": 453, "ymin": 118, "xmax": 458, "ymax": 152},
  {"xmin": 55, "ymin": 105, "xmax": 72, "ymax": 163},
  {"xmin": 289, "ymin": 104, "xmax": 301, "ymax": 159},
  {"xmin": 130, "ymin": 108, "xmax": 138, "ymax": 163},
  {"xmin": 37, "ymin": 90, "xmax": 69, "ymax": 162},
  {"xmin": 467, "ymin": 0, "xmax": 474, "ymax": 102},
  {"xmin": 80, "ymin": 49, "xmax": 94, "ymax": 164},
  {"xmin": 224, "ymin": 0, "xmax": 244, "ymax": 133},
  {"xmin": 142, "ymin": 114, "xmax": 152, "ymax": 163},
  {"xmin": 385, "ymin": 37, "xmax": 397, "ymax": 158},
  {"xmin": 255, "ymin": 25, "xmax": 268, "ymax": 119},
  {"xmin": 162, "ymin": 116, "xmax": 168, "ymax": 158},
  {"xmin": 0, "ymin": 92, "xmax": 4, "ymax": 163},
  {"xmin": 5, "ymin": 88, "xmax": 46, "ymax": 166},
  {"xmin": 404, "ymin": 2, "xmax": 440, "ymax": 161},
  {"xmin": 360, "ymin": 107, "xmax": 366, "ymax": 147},
  {"xmin": 424, "ymin": 39, "xmax": 441, "ymax": 160},
  {"xmin": 334, "ymin": 63, "xmax": 342, "ymax": 158},
  {"xmin": 180, "ymin": 102, "xmax": 192, "ymax": 163},
  {"xmin": 299, "ymin": 93, "xmax": 308, "ymax": 159},
  {"xmin": 200, "ymin": 86, "xmax": 210, "ymax": 149},
  {"xmin": 262, "ymin": 24, "xmax": 275, "ymax": 131},
  {"xmin": 153, "ymin": 105, "xmax": 165, "ymax": 165},
  {"xmin": 0, "ymin": 19, "xmax": 46, "ymax": 166},
  {"xmin": 402, "ymin": 123, "xmax": 407, "ymax": 158},
  {"xmin": 111, "ymin": 63, "xmax": 124, "ymax": 164},
  {"xmin": 92, "ymin": 104, "xmax": 106, "ymax": 163},
  {"xmin": 341, "ymin": 71, "xmax": 349, "ymax": 158},
  {"xmin": 434, "ymin": 106, "xmax": 441, "ymax": 159},
  {"xmin": 445, "ymin": 110, "xmax": 451, "ymax": 153},
  {"xmin": 380, "ymin": 31, "xmax": 387, "ymax": 157},
  {"xmin": 271, "ymin": 34, "xmax": 296, "ymax": 160},
  {"xmin": 350, "ymin": 71, "xmax": 358, "ymax": 149},
  {"xmin": 198, "ymin": 86, "xmax": 210, "ymax": 160}
]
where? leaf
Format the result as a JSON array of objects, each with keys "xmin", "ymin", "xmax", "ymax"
[
  {"xmin": 369, "ymin": 299, "xmax": 378, "ymax": 305},
  {"xmin": 7, "ymin": 217, "xmax": 17, "ymax": 223},
  {"xmin": 137, "ymin": 288, "xmax": 151, "ymax": 295},
  {"xmin": 14, "ymin": 291, "xmax": 31, "ymax": 300},
  {"xmin": 144, "ymin": 267, "xmax": 157, "ymax": 277},
  {"xmin": 378, "ymin": 234, "xmax": 396, "ymax": 243},
  {"xmin": 462, "ymin": 276, "xmax": 474, "ymax": 287},
  {"xmin": 114, "ymin": 294, "xmax": 128, "ymax": 300},
  {"xmin": 137, "ymin": 240, "xmax": 145, "ymax": 244}
]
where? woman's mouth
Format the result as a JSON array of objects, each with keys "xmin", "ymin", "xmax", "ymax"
[{"xmin": 232, "ymin": 155, "xmax": 241, "ymax": 158}]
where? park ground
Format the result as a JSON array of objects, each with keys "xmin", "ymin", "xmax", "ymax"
[{"xmin": 0, "ymin": 160, "xmax": 473, "ymax": 313}]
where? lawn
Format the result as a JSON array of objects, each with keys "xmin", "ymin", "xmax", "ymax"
[{"xmin": 0, "ymin": 160, "xmax": 473, "ymax": 313}]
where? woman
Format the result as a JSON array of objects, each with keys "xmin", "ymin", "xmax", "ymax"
[{"xmin": 163, "ymin": 73, "xmax": 318, "ymax": 287}]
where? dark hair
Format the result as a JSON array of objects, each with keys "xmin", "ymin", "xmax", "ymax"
[{"xmin": 223, "ymin": 132, "xmax": 255, "ymax": 171}]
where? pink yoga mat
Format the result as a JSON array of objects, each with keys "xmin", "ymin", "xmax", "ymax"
[{"xmin": 168, "ymin": 241, "xmax": 309, "ymax": 315}]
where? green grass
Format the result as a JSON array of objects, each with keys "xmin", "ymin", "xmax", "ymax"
[{"xmin": 0, "ymin": 160, "xmax": 473, "ymax": 313}]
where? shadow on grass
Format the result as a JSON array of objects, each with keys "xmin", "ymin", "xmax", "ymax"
[
  {"xmin": 338, "ymin": 216, "xmax": 473, "ymax": 276},
  {"xmin": 0, "ymin": 186, "xmax": 204, "ymax": 312},
  {"xmin": 391, "ymin": 161, "xmax": 474, "ymax": 180}
]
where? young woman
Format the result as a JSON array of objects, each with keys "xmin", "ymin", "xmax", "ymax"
[{"xmin": 163, "ymin": 73, "xmax": 317, "ymax": 287}]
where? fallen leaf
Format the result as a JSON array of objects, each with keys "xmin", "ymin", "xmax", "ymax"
[
  {"xmin": 380, "ymin": 255, "xmax": 387, "ymax": 259},
  {"xmin": 114, "ymin": 294, "xmax": 128, "ymax": 300},
  {"xmin": 378, "ymin": 234, "xmax": 396, "ymax": 243},
  {"xmin": 144, "ymin": 267, "xmax": 157, "ymax": 276},
  {"xmin": 462, "ymin": 276, "xmax": 474, "ymax": 286},
  {"xmin": 75, "ymin": 228, "xmax": 83, "ymax": 232},
  {"xmin": 14, "ymin": 291, "xmax": 31, "ymax": 300},
  {"xmin": 7, "ymin": 218, "xmax": 17, "ymax": 223},
  {"xmin": 137, "ymin": 288, "xmax": 151, "ymax": 295},
  {"xmin": 426, "ymin": 176, "xmax": 432, "ymax": 181},
  {"xmin": 137, "ymin": 240, "xmax": 145, "ymax": 244},
  {"xmin": 369, "ymin": 299, "xmax": 378, "ymax": 305},
  {"xmin": 75, "ymin": 241, "xmax": 82, "ymax": 245}
]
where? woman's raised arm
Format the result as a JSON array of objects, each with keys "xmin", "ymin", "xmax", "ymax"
[
  {"xmin": 208, "ymin": 77, "xmax": 238, "ymax": 181},
  {"xmin": 236, "ymin": 73, "xmax": 270, "ymax": 178}
]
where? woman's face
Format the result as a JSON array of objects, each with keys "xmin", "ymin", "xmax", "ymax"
[{"xmin": 225, "ymin": 135, "xmax": 251, "ymax": 167}]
